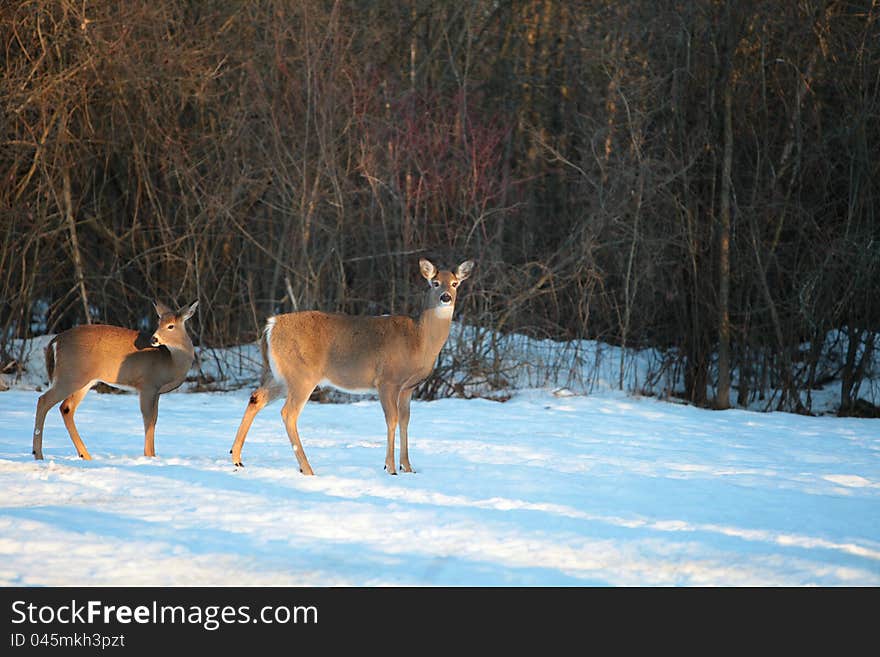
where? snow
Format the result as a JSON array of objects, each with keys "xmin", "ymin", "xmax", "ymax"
[
  {"xmin": 1, "ymin": 386, "xmax": 878, "ymax": 586},
  {"xmin": 5, "ymin": 323, "xmax": 879, "ymax": 414}
]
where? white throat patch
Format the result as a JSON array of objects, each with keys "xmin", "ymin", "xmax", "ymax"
[{"xmin": 434, "ymin": 304, "xmax": 454, "ymax": 319}]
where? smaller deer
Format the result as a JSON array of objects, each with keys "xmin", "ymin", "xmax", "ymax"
[
  {"xmin": 31, "ymin": 301, "xmax": 199, "ymax": 460},
  {"xmin": 230, "ymin": 258, "xmax": 474, "ymax": 475}
]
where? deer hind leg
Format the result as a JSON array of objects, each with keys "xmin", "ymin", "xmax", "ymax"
[
  {"xmin": 59, "ymin": 385, "xmax": 93, "ymax": 460},
  {"xmin": 397, "ymin": 387, "xmax": 415, "ymax": 473},
  {"xmin": 230, "ymin": 381, "xmax": 284, "ymax": 467},
  {"xmin": 379, "ymin": 385, "xmax": 403, "ymax": 475},
  {"xmin": 139, "ymin": 388, "xmax": 160, "ymax": 457},
  {"xmin": 280, "ymin": 382, "xmax": 315, "ymax": 475},
  {"xmin": 32, "ymin": 386, "xmax": 68, "ymax": 460}
]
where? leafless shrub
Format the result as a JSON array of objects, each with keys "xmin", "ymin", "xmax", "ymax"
[{"xmin": 2, "ymin": 1, "xmax": 877, "ymax": 414}]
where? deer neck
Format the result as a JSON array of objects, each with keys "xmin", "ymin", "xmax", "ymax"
[
  {"xmin": 164, "ymin": 335, "xmax": 195, "ymax": 377},
  {"xmin": 416, "ymin": 303, "xmax": 454, "ymax": 358}
]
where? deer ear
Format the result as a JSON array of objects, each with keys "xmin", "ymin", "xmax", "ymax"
[
  {"xmin": 179, "ymin": 300, "xmax": 199, "ymax": 321},
  {"xmin": 455, "ymin": 260, "xmax": 475, "ymax": 281},
  {"xmin": 419, "ymin": 258, "xmax": 437, "ymax": 281},
  {"xmin": 154, "ymin": 301, "xmax": 172, "ymax": 317}
]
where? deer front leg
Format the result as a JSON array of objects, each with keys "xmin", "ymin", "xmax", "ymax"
[
  {"xmin": 140, "ymin": 388, "xmax": 160, "ymax": 457},
  {"xmin": 379, "ymin": 385, "xmax": 402, "ymax": 475},
  {"xmin": 397, "ymin": 387, "xmax": 415, "ymax": 473}
]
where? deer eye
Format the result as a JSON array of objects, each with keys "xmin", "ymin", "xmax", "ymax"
[
  {"xmin": 432, "ymin": 280, "xmax": 440, "ymax": 288},
  {"xmin": 167, "ymin": 324, "xmax": 175, "ymax": 330},
  {"xmin": 451, "ymin": 281, "xmax": 458, "ymax": 288}
]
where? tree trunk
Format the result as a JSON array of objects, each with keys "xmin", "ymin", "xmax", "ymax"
[
  {"xmin": 716, "ymin": 80, "xmax": 733, "ymax": 409},
  {"xmin": 63, "ymin": 167, "xmax": 91, "ymax": 325}
]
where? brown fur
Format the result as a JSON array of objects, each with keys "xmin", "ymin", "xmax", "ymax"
[
  {"xmin": 230, "ymin": 258, "xmax": 474, "ymax": 475},
  {"xmin": 31, "ymin": 301, "xmax": 198, "ymax": 460},
  {"xmin": 45, "ymin": 338, "xmax": 56, "ymax": 383}
]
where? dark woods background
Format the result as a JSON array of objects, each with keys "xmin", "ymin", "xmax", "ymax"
[{"xmin": 2, "ymin": 1, "xmax": 878, "ymax": 414}]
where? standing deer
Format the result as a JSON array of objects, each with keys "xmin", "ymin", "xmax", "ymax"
[
  {"xmin": 230, "ymin": 258, "xmax": 474, "ymax": 475},
  {"xmin": 31, "ymin": 301, "xmax": 199, "ymax": 460}
]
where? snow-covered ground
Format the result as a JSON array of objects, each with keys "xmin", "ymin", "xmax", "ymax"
[
  {"xmin": 7, "ymin": 323, "xmax": 878, "ymax": 413},
  {"xmin": 1, "ymin": 385, "xmax": 878, "ymax": 586}
]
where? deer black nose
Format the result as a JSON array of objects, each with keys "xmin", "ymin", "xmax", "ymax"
[
  {"xmin": 150, "ymin": 336, "xmax": 159, "ymax": 346},
  {"xmin": 440, "ymin": 292, "xmax": 452, "ymax": 303}
]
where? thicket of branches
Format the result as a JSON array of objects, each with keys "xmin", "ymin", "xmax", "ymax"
[{"xmin": 2, "ymin": 1, "xmax": 878, "ymax": 413}]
